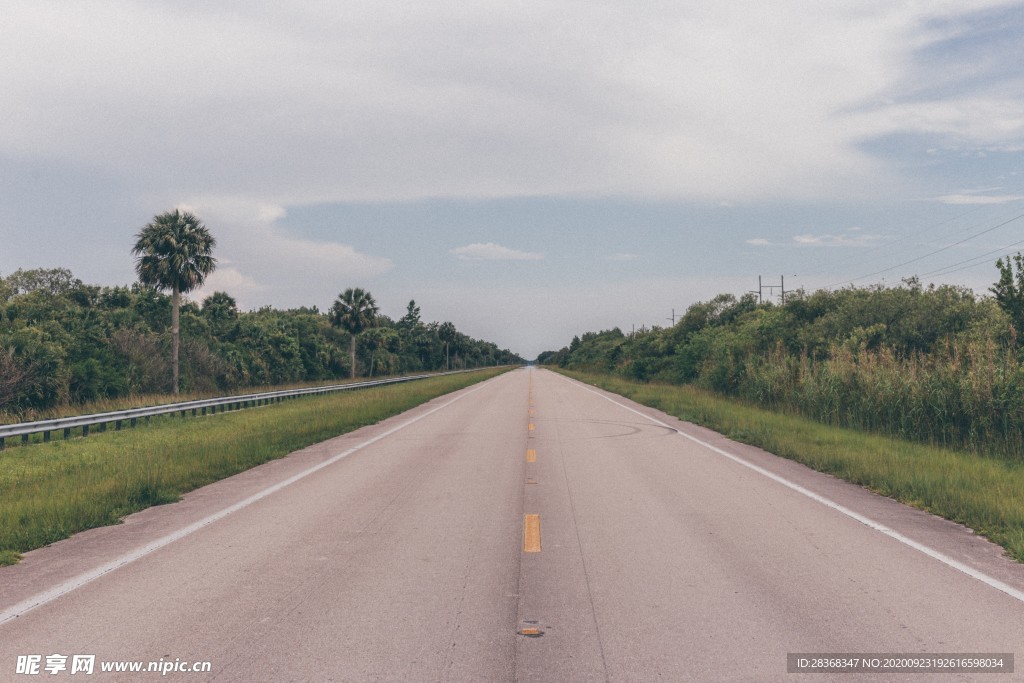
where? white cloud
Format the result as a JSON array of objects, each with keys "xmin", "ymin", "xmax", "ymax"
[
  {"xmin": 182, "ymin": 196, "xmax": 393, "ymax": 310},
  {"xmin": 451, "ymin": 242, "xmax": 543, "ymax": 261},
  {"xmin": 933, "ymin": 193, "xmax": 1024, "ymax": 205},
  {"xmin": 793, "ymin": 233, "xmax": 882, "ymax": 247},
  {"xmin": 746, "ymin": 238, "xmax": 771, "ymax": 246},
  {"xmin": 1, "ymin": 1, "xmax": 1017, "ymax": 205},
  {"xmin": 192, "ymin": 267, "xmax": 265, "ymax": 304},
  {"xmin": 854, "ymin": 98, "xmax": 1024, "ymax": 151}
]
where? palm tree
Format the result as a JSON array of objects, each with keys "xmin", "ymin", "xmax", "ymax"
[
  {"xmin": 438, "ymin": 321, "xmax": 456, "ymax": 371},
  {"xmin": 132, "ymin": 209, "xmax": 217, "ymax": 395},
  {"xmin": 330, "ymin": 288, "xmax": 378, "ymax": 378},
  {"xmin": 363, "ymin": 327, "xmax": 399, "ymax": 377}
]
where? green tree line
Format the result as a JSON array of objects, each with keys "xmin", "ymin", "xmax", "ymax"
[
  {"xmin": 0, "ymin": 267, "xmax": 520, "ymax": 418},
  {"xmin": 540, "ymin": 261, "xmax": 1024, "ymax": 460}
]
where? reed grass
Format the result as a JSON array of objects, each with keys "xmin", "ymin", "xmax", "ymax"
[
  {"xmin": 0, "ymin": 368, "xmax": 508, "ymax": 565},
  {"xmin": 717, "ymin": 339, "xmax": 1024, "ymax": 460},
  {"xmin": 559, "ymin": 369, "xmax": 1024, "ymax": 563}
]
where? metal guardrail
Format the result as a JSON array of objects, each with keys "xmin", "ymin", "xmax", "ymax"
[{"xmin": 0, "ymin": 369, "xmax": 488, "ymax": 449}]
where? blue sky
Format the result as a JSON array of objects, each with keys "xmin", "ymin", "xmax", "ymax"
[{"xmin": 1, "ymin": 1, "xmax": 1022, "ymax": 358}]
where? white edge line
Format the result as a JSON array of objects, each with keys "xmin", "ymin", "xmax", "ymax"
[
  {"xmin": 0, "ymin": 377, "xmax": 498, "ymax": 626},
  {"xmin": 555, "ymin": 372, "xmax": 1024, "ymax": 605}
]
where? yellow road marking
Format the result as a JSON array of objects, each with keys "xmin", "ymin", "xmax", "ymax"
[
  {"xmin": 526, "ymin": 449, "xmax": 536, "ymax": 462},
  {"xmin": 523, "ymin": 514, "xmax": 541, "ymax": 552},
  {"xmin": 528, "ymin": 423, "xmax": 535, "ymax": 431}
]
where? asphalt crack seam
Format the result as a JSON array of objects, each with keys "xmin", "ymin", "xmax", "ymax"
[{"xmin": 555, "ymin": 378, "xmax": 612, "ymax": 683}]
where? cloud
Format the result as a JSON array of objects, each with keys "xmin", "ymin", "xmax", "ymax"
[
  {"xmin": 1, "ymin": 2, "xmax": 1018, "ymax": 205},
  {"xmin": 793, "ymin": 233, "xmax": 882, "ymax": 247},
  {"xmin": 746, "ymin": 238, "xmax": 771, "ymax": 246},
  {"xmin": 933, "ymin": 193, "xmax": 1024, "ymax": 205},
  {"xmin": 192, "ymin": 267, "xmax": 265, "ymax": 304},
  {"xmin": 451, "ymin": 242, "xmax": 543, "ymax": 261},
  {"xmin": 182, "ymin": 196, "xmax": 393, "ymax": 310}
]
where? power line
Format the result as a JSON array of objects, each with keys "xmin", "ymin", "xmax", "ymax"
[
  {"xmin": 919, "ymin": 238, "xmax": 1024, "ymax": 279},
  {"xmin": 812, "ymin": 186, "xmax": 1024, "ymax": 280},
  {"xmin": 824, "ymin": 213, "xmax": 1024, "ymax": 289}
]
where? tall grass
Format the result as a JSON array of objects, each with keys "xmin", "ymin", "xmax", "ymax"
[
  {"xmin": 704, "ymin": 339, "xmax": 1024, "ymax": 461},
  {"xmin": 559, "ymin": 369, "xmax": 1024, "ymax": 563},
  {"xmin": 0, "ymin": 368, "xmax": 508, "ymax": 565}
]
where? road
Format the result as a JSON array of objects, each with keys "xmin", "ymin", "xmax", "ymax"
[{"xmin": 1, "ymin": 368, "xmax": 1022, "ymax": 681}]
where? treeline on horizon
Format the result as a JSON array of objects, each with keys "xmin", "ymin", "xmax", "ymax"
[
  {"xmin": 540, "ymin": 256, "xmax": 1024, "ymax": 460},
  {"xmin": 0, "ymin": 267, "xmax": 522, "ymax": 419}
]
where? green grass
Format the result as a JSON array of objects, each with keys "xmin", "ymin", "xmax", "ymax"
[
  {"xmin": 0, "ymin": 368, "xmax": 509, "ymax": 566},
  {"xmin": 557, "ymin": 369, "xmax": 1024, "ymax": 563}
]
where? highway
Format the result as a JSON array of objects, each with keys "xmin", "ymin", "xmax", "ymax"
[{"xmin": 2, "ymin": 368, "xmax": 1022, "ymax": 681}]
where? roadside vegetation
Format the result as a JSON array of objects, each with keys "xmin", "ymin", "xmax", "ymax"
[
  {"xmin": 540, "ymin": 260, "xmax": 1024, "ymax": 461},
  {"xmin": 1, "ymin": 208, "xmax": 520, "ymax": 422},
  {"xmin": 0, "ymin": 368, "xmax": 509, "ymax": 566},
  {"xmin": 0, "ymin": 267, "xmax": 520, "ymax": 423},
  {"xmin": 557, "ymin": 369, "xmax": 1024, "ymax": 563}
]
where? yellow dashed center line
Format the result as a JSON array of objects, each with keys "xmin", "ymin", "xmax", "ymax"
[
  {"xmin": 528, "ymin": 423, "xmax": 535, "ymax": 431},
  {"xmin": 523, "ymin": 514, "xmax": 541, "ymax": 553},
  {"xmin": 526, "ymin": 449, "xmax": 536, "ymax": 462}
]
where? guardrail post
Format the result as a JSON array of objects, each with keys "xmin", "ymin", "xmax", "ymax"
[
  {"xmin": 131, "ymin": 417, "xmax": 137, "ymax": 427},
  {"xmin": 115, "ymin": 420, "xmax": 122, "ymax": 431},
  {"xmin": 99, "ymin": 422, "xmax": 107, "ymax": 432},
  {"xmin": 22, "ymin": 434, "xmax": 28, "ymax": 445},
  {"xmin": 82, "ymin": 425, "xmax": 89, "ymax": 438},
  {"xmin": 191, "ymin": 408, "xmax": 197, "ymax": 417},
  {"xmin": 0, "ymin": 436, "xmax": 4, "ymax": 450},
  {"xmin": 44, "ymin": 431, "xmax": 50, "ymax": 442},
  {"xmin": 64, "ymin": 428, "xmax": 71, "ymax": 440}
]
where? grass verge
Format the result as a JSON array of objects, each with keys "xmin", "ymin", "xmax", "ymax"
[
  {"xmin": 0, "ymin": 368, "xmax": 509, "ymax": 566},
  {"xmin": 556, "ymin": 369, "xmax": 1024, "ymax": 563}
]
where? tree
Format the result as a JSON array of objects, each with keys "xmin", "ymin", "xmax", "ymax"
[
  {"xmin": 132, "ymin": 209, "xmax": 217, "ymax": 394},
  {"xmin": 397, "ymin": 300, "xmax": 421, "ymax": 330},
  {"xmin": 4, "ymin": 267, "xmax": 81, "ymax": 297},
  {"xmin": 363, "ymin": 327, "xmax": 400, "ymax": 377},
  {"xmin": 202, "ymin": 291, "xmax": 239, "ymax": 337},
  {"xmin": 992, "ymin": 253, "xmax": 1024, "ymax": 342},
  {"xmin": 438, "ymin": 321, "xmax": 456, "ymax": 371},
  {"xmin": 330, "ymin": 287, "xmax": 378, "ymax": 378}
]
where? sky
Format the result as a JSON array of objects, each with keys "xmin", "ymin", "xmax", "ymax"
[{"xmin": 1, "ymin": 1, "xmax": 1022, "ymax": 359}]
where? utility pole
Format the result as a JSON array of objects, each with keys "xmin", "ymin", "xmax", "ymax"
[
  {"xmin": 749, "ymin": 276, "xmax": 763, "ymax": 304},
  {"xmin": 754, "ymin": 275, "xmax": 789, "ymax": 304},
  {"xmin": 667, "ymin": 308, "xmax": 677, "ymax": 326}
]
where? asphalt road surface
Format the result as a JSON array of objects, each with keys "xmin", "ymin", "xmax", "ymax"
[{"xmin": 2, "ymin": 368, "xmax": 1023, "ymax": 681}]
